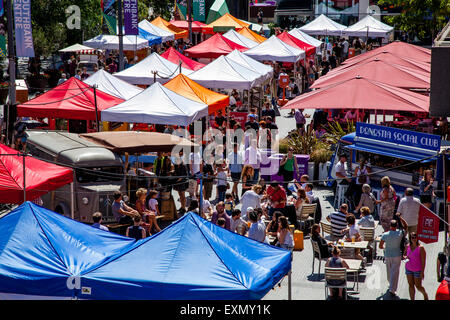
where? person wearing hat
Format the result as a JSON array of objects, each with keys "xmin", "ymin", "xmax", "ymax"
[
  {"xmin": 335, "ymin": 154, "xmax": 351, "ymax": 185},
  {"xmin": 248, "ymin": 209, "xmax": 266, "ymax": 243},
  {"xmin": 245, "ymin": 114, "xmax": 259, "ymax": 131}
]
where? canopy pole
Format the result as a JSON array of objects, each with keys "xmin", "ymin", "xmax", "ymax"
[
  {"xmin": 71, "ymin": 179, "xmax": 75, "ymax": 220},
  {"xmin": 288, "ymin": 269, "xmax": 292, "ymax": 300},
  {"xmin": 199, "ymin": 173, "xmax": 203, "ymax": 215},
  {"xmin": 374, "ymin": 109, "xmax": 377, "ymax": 124},
  {"xmin": 383, "ymin": 110, "xmax": 386, "ymax": 124},
  {"xmin": 443, "ymin": 154, "xmax": 448, "ymax": 249},
  {"xmin": 23, "ymin": 152, "xmax": 26, "ymax": 203},
  {"xmin": 118, "ymin": 0, "xmax": 124, "ymax": 71},
  {"xmin": 93, "ymin": 85, "xmax": 100, "ymax": 132}
]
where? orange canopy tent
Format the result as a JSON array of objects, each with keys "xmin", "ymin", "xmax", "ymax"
[
  {"xmin": 237, "ymin": 26, "xmax": 267, "ymax": 43},
  {"xmin": 202, "ymin": 13, "xmax": 249, "ymax": 34},
  {"xmin": 151, "ymin": 16, "xmax": 188, "ymax": 39},
  {"xmin": 164, "ymin": 74, "xmax": 229, "ymax": 114}
]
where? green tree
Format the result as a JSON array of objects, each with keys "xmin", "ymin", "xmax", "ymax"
[
  {"xmin": 139, "ymin": 0, "xmax": 174, "ymax": 21},
  {"xmin": 377, "ymin": 0, "xmax": 450, "ymax": 43}
]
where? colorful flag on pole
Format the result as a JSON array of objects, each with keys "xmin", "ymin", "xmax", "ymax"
[
  {"xmin": 102, "ymin": 0, "xmax": 117, "ymax": 35},
  {"xmin": 0, "ymin": 35, "xmax": 6, "ymax": 58},
  {"xmin": 0, "ymin": 0, "xmax": 4, "ymax": 17},
  {"xmin": 14, "ymin": 0, "xmax": 35, "ymax": 57},
  {"xmin": 123, "ymin": 0, "xmax": 138, "ymax": 35},
  {"xmin": 175, "ymin": 0, "xmax": 187, "ymax": 20},
  {"xmin": 417, "ymin": 204, "xmax": 440, "ymax": 244},
  {"xmin": 193, "ymin": 0, "xmax": 206, "ymax": 22}
]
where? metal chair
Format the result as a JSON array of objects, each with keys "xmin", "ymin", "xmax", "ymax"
[
  {"xmin": 320, "ymin": 221, "xmax": 333, "ymax": 241},
  {"xmin": 311, "ymin": 238, "xmax": 329, "ymax": 277},
  {"xmin": 333, "ymin": 184, "xmax": 349, "ymax": 209},
  {"xmin": 360, "ymin": 227, "xmax": 376, "ymax": 258},
  {"xmin": 325, "ymin": 267, "xmax": 348, "ymax": 300},
  {"xmin": 296, "ymin": 203, "xmax": 317, "ymax": 235}
]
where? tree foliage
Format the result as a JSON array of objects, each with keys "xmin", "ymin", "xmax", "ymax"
[{"xmin": 377, "ymin": 0, "xmax": 450, "ymax": 42}]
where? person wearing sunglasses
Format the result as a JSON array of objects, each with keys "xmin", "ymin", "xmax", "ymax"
[{"xmin": 404, "ymin": 232, "xmax": 429, "ymax": 300}]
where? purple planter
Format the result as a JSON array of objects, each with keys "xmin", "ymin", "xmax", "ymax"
[{"xmin": 261, "ymin": 153, "xmax": 310, "ymax": 182}]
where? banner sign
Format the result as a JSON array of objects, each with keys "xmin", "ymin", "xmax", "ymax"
[
  {"xmin": 175, "ymin": 0, "xmax": 187, "ymax": 20},
  {"xmin": 123, "ymin": 0, "xmax": 138, "ymax": 35},
  {"xmin": 14, "ymin": 0, "xmax": 35, "ymax": 58},
  {"xmin": 0, "ymin": 35, "xmax": 6, "ymax": 58},
  {"xmin": 0, "ymin": 0, "xmax": 3, "ymax": 17},
  {"xmin": 102, "ymin": 0, "xmax": 117, "ymax": 35},
  {"xmin": 417, "ymin": 204, "xmax": 440, "ymax": 244},
  {"xmin": 356, "ymin": 122, "xmax": 441, "ymax": 152},
  {"xmin": 193, "ymin": 0, "xmax": 206, "ymax": 22}
]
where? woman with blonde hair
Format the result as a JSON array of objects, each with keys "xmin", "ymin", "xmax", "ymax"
[
  {"xmin": 377, "ymin": 176, "xmax": 397, "ymax": 232},
  {"xmin": 241, "ymin": 165, "xmax": 255, "ymax": 196}
]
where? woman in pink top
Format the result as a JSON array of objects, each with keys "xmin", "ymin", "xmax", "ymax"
[{"xmin": 404, "ymin": 232, "xmax": 429, "ymax": 300}]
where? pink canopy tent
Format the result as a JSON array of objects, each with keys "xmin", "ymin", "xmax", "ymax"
[
  {"xmin": 282, "ymin": 76, "xmax": 429, "ymax": 112},
  {"xmin": 311, "ymin": 58, "xmax": 430, "ymax": 90},
  {"xmin": 277, "ymin": 31, "xmax": 316, "ymax": 57},
  {"xmin": 160, "ymin": 47, "xmax": 206, "ymax": 71},
  {"xmin": 169, "ymin": 20, "xmax": 207, "ymax": 33}
]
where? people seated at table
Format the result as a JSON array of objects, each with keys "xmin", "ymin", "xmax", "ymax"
[
  {"xmin": 343, "ymin": 214, "xmax": 364, "ymax": 261},
  {"xmin": 294, "ymin": 188, "xmax": 310, "ymax": 214},
  {"xmin": 230, "ymin": 209, "xmax": 248, "ymax": 235},
  {"xmin": 277, "ymin": 216, "xmax": 294, "ymax": 251},
  {"xmin": 326, "ymin": 203, "xmax": 350, "ymax": 240},
  {"xmin": 266, "ymin": 182, "xmax": 287, "ymax": 217},
  {"xmin": 354, "ymin": 184, "xmax": 376, "ymax": 217},
  {"xmin": 112, "ymin": 190, "xmax": 138, "ymax": 226},
  {"xmin": 357, "ymin": 206, "xmax": 375, "ymax": 228},
  {"xmin": 311, "ymin": 224, "xmax": 332, "ymax": 259},
  {"xmin": 325, "ymin": 246, "xmax": 350, "ymax": 300},
  {"xmin": 211, "ymin": 202, "xmax": 231, "ymax": 231},
  {"xmin": 248, "ymin": 210, "xmax": 267, "ymax": 243},
  {"xmin": 266, "ymin": 211, "xmax": 283, "ymax": 245}
]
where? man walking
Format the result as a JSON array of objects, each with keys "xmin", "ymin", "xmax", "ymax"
[
  {"xmin": 396, "ymin": 188, "xmax": 420, "ymax": 235},
  {"xmin": 379, "ymin": 216, "xmax": 408, "ymax": 298}
]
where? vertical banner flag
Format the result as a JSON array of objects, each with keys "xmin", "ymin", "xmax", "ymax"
[
  {"xmin": 0, "ymin": 0, "xmax": 5, "ymax": 58},
  {"xmin": 123, "ymin": 0, "xmax": 138, "ymax": 35},
  {"xmin": 14, "ymin": 0, "xmax": 35, "ymax": 57},
  {"xmin": 102, "ymin": 0, "xmax": 117, "ymax": 35},
  {"xmin": 0, "ymin": 0, "xmax": 3, "ymax": 16},
  {"xmin": 417, "ymin": 204, "xmax": 440, "ymax": 244},
  {"xmin": 175, "ymin": 0, "xmax": 187, "ymax": 20},
  {"xmin": 193, "ymin": 0, "xmax": 206, "ymax": 22}
]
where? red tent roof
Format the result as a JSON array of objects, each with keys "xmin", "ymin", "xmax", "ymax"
[
  {"xmin": 17, "ymin": 77, "xmax": 125, "ymax": 121},
  {"xmin": 0, "ymin": 144, "xmax": 73, "ymax": 204},
  {"xmin": 184, "ymin": 33, "xmax": 248, "ymax": 59},
  {"xmin": 277, "ymin": 31, "xmax": 316, "ymax": 57},
  {"xmin": 282, "ymin": 76, "xmax": 429, "ymax": 112},
  {"xmin": 169, "ymin": 20, "xmax": 207, "ymax": 33},
  {"xmin": 160, "ymin": 47, "xmax": 206, "ymax": 71},
  {"xmin": 311, "ymin": 58, "xmax": 430, "ymax": 90},
  {"xmin": 343, "ymin": 41, "xmax": 431, "ymax": 66}
]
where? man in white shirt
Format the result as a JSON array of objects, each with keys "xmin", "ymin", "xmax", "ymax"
[
  {"xmin": 335, "ymin": 154, "xmax": 351, "ymax": 185},
  {"xmin": 245, "ymin": 139, "xmax": 261, "ymax": 183},
  {"xmin": 240, "ymin": 185, "xmax": 262, "ymax": 220},
  {"xmin": 230, "ymin": 209, "xmax": 248, "ymax": 235},
  {"xmin": 396, "ymin": 188, "xmax": 421, "ymax": 235},
  {"xmin": 305, "ymin": 183, "xmax": 315, "ymax": 203}
]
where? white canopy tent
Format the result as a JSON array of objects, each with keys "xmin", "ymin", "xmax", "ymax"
[
  {"xmin": 114, "ymin": 52, "xmax": 193, "ymax": 85},
  {"xmin": 101, "ymin": 82, "xmax": 208, "ymax": 126},
  {"xmin": 288, "ymin": 28, "xmax": 323, "ymax": 54},
  {"xmin": 243, "ymin": 35, "xmax": 305, "ymax": 63},
  {"xmin": 342, "ymin": 15, "xmax": 394, "ymax": 38},
  {"xmin": 299, "ymin": 14, "xmax": 347, "ymax": 36},
  {"xmin": 83, "ymin": 69, "xmax": 143, "ymax": 100},
  {"xmin": 223, "ymin": 29, "xmax": 259, "ymax": 48},
  {"xmin": 58, "ymin": 43, "xmax": 98, "ymax": 53},
  {"xmin": 226, "ymin": 50, "xmax": 273, "ymax": 82},
  {"xmin": 138, "ymin": 20, "xmax": 175, "ymax": 43},
  {"xmin": 188, "ymin": 55, "xmax": 264, "ymax": 90},
  {"xmin": 83, "ymin": 34, "xmax": 149, "ymax": 51}
]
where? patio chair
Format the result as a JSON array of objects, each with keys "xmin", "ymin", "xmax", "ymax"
[
  {"xmin": 296, "ymin": 203, "xmax": 317, "ymax": 236},
  {"xmin": 324, "ymin": 267, "xmax": 348, "ymax": 300},
  {"xmin": 360, "ymin": 227, "xmax": 376, "ymax": 259},
  {"xmin": 320, "ymin": 221, "xmax": 333, "ymax": 241},
  {"xmin": 311, "ymin": 238, "xmax": 329, "ymax": 277}
]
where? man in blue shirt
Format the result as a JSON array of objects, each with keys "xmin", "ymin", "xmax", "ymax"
[
  {"xmin": 248, "ymin": 210, "xmax": 266, "ymax": 243},
  {"xmin": 379, "ymin": 215, "xmax": 408, "ymax": 298},
  {"xmin": 91, "ymin": 212, "xmax": 109, "ymax": 231},
  {"xmin": 227, "ymin": 143, "xmax": 243, "ymax": 202}
]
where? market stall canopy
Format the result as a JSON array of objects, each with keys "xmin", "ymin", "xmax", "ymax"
[
  {"xmin": 206, "ymin": 0, "xmax": 230, "ymax": 24},
  {"xmin": 288, "ymin": 28, "xmax": 323, "ymax": 54},
  {"xmin": 79, "ymin": 212, "xmax": 292, "ymax": 300},
  {"xmin": 184, "ymin": 33, "xmax": 248, "ymax": 59},
  {"xmin": 101, "ymin": 82, "xmax": 208, "ymax": 126},
  {"xmin": 83, "ymin": 69, "xmax": 143, "ymax": 100},
  {"xmin": 138, "ymin": 19, "xmax": 175, "ymax": 43},
  {"xmin": 150, "ymin": 16, "xmax": 188, "ymax": 39},
  {"xmin": 80, "ymin": 131, "xmax": 198, "ymax": 154},
  {"xmin": 188, "ymin": 54, "xmax": 264, "ymax": 90},
  {"xmin": 160, "ymin": 47, "xmax": 206, "ymax": 71},
  {"xmin": 226, "ymin": 49, "xmax": 274, "ymax": 82},
  {"xmin": 299, "ymin": 14, "xmax": 347, "ymax": 36},
  {"xmin": 336, "ymin": 50, "xmax": 431, "ymax": 73},
  {"xmin": 58, "ymin": 43, "xmax": 98, "ymax": 53},
  {"xmin": 342, "ymin": 40, "xmax": 431, "ymax": 65},
  {"xmin": 83, "ymin": 34, "xmax": 149, "ymax": 51},
  {"xmin": 282, "ymin": 76, "xmax": 429, "ymax": 112},
  {"xmin": 223, "ymin": 29, "xmax": 259, "ymax": 48},
  {"xmin": 310, "ymin": 58, "xmax": 430, "ymax": 90},
  {"xmin": 169, "ymin": 20, "xmax": 207, "ymax": 33},
  {"xmin": 237, "ymin": 26, "xmax": 267, "ymax": 43},
  {"xmin": 0, "ymin": 145, "xmax": 73, "ymax": 204},
  {"xmin": 277, "ymin": 31, "xmax": 316, "ymax": 57},
  {"xmin": 244, "ymin": 35, "xmax": 305, "ymax": 62},
  {"xmin": 202, "ymin": 13, "xmax": 249, "ymax": 34},
  {"xmin": 114, "ymin": 52, "xmax": 193, "ymax": 85},
  {"xmin": 342, "ymin": 15, "xmax": 393, "ymax": 38},
  {"xmin": 17, "ymin": 77, "xmax": 125, "ymax": 121},
  {"xmin": 138, "ymin": 27, "xmax": 163, "ymax": 46},
  {"xmin": 164, "ymin": 74, "xmax": 229, "ymax": 114}
]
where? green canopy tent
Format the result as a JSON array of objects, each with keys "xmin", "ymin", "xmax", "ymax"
[{"xmin": 206, "ymin": 0, "xmax": 230, "ymax": 24}]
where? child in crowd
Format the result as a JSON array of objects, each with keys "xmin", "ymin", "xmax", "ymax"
[
  {"xmin": 147, "ymin": 190, "xmax": 160, "ymax": 216},
  {"xmin": 224, "ymin": 193, "xmax": 234, "ymax": 216}
]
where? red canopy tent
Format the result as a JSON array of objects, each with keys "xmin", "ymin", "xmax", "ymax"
[
  {"xmin": 343, "ymin": 40, "xmax": 431, "ymax": 66},
  {"xmin": 0, "ymin": 144, "xmax": 73, "ymax": 203},
  {"xmin": 184, "ymin": 33, "xmax": 248, "ymax": 59},
  {"xmin": 311, "ymin": 58, "xmax": 430, "ymax": 90},
  {"xmin": 169, "ymin": 20, "xmax": 207, "ymax": 33},
  {"xmin": 282, "ymin": 76, "xmax": 429, "ymax": 112},
  {"xmin": 277, "ymin": 31, "xmax": 316, "ymax": 57},
  {"xmin": 17, "ymin": 77, "xmax": 125, "ymax": 121},
  {"xmin": 160, "ymin": 47, "xmax": 206, "ymax": 71}
]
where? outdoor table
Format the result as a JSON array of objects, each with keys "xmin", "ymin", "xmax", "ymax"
[
  {"xmin": 344, "ymin": 259, "xmax": 363, "ymax": 292},
  {"xmin": 338, "ymin": 240, "xmax": 369, "ymax": 250}
]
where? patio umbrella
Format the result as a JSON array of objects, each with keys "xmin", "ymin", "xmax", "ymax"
[
  {"xmin": 79, "ymin": 131, "xmax": 198, "ymax": 154},
  {"xmin": 282, "ymin": 76, "xmax": 429, "ymax": 112}
]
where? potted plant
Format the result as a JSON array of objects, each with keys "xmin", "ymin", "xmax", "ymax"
[
  {"xmin": 0, "ymin": 82, "xmax": 9, "ymax": 104},
  {"xmin": 310, "ymin": 142, "xmax": 334, "ymax": 184}
]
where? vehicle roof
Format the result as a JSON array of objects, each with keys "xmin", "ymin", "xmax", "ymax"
[{"xmin": 26, "ymin": 130, "xmax": 122, "ymax": 166}]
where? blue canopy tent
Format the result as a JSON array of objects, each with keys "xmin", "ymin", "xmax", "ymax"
[
  {"xmin": 0, "ymin": 202, "xmax": 291, "ymax": 299},
  {"xmin": 139, "ymin": 27, "xmax": 162, "ymax": 46}
]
